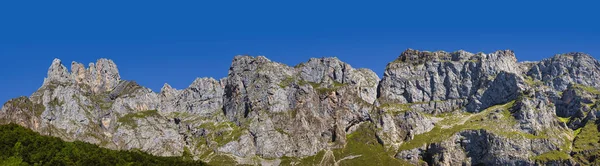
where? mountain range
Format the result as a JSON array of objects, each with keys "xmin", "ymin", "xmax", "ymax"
[{"xmin": 2, "ymin": 49, "xmax": 600, "ymax": 165}]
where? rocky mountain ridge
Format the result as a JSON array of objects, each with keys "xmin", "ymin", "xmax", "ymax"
[{"xmin": 2, "ymin": 49, "xmax": 600, "ymax": 165}]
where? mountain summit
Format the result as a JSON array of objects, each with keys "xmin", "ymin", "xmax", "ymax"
[{"xmin": 2, "ymin": 50, "xmax": 600, "ymax": 165}]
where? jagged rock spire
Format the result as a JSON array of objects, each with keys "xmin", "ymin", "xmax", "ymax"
[
  {"xmin": 43, "ymin": 58, "xmax": 121, "ymax": 93},
  {"xmin": 44, "ymin": 58, "xmax": 72, "ymax": 85}
]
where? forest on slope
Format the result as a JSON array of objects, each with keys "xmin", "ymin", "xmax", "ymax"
[{"xmin": 0, "ymin": 123, "xmax": 206, "ymax": 166}]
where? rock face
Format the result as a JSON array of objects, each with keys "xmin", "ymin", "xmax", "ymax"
[
  {"xmin": 378, "ymin": 49, "xmax": 520, "ymax": 114},
  {"xmin": 221, "ymin": 56, "xmax": 378, "ymax": 158},
  {"xmin": 527, "ymin": 52, "xmax": 600, "ymax": 91},
  {"xmin": 1, "ymin": 49, "xmax": 599, "ymax": 165}
]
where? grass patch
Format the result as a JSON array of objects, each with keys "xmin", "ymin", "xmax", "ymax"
[
  {"xmin": 274, "ymin": 128, "xmax": 289, "ymax": 136},
  {"xmin": 398, "ymin": 123, "xmax": 472, "ymax": 151},
  {"xmin": 574, "ymin": 128, "xmax": 583, "ymax": 136},
  {"xmin": 524, "ymin": 76, "xmax": 544, "ymax": 87},
  {"xmin": 198, "ymin": 122, "xmax": 245, "ymax": 147},
  {"xmin": 532, "ymin": 151, "xmax": 571, "ymax": 162},
  {"xmin": 333, "ymin": 123, "xmax": 414, "ymax": 166},
  {"xmin": 308, "ymin": 81, "xmax": 348, "ymax": 95},
  {"xmin": 278, "ymin": 123, "xmax": 412, "ymax": 166},
  {"xmin": 573, "ymin": 84, "xmax": 600, "ymax": 95},
  {"xmin": 573, "ymin": 121, "xmax": 600, "ymax": 153},
  {"xmin": 280, "ymin": 151, "xmax": 327, "ymax": 165},
  {"xmin": 208, "ymin": 154, "xmax": 237, "ymax": 165},
  {"xmin": 397, "ymin": 100, "xmax": 538, "ymax": 151},
  {"xmin": 558, "ymin": 116, "xmax": 570, "ymax": 123},
  {"xmin": 117, "ymin": 110, "xmax": 160, "ymax": 128},
  {"xmin": 380, "ymin": 103, "xmax": 412, "ymax": 114},
  {"xmin": 115, "ymin": 81, "xmax": 143, "ymax": 98},
  {"xmin": 278, "ymin": 76, "xmax": 296, "ymax": 89},
  {"xmin": 48, "ymin": 97, "xmax": 64, "ymax": 107}
]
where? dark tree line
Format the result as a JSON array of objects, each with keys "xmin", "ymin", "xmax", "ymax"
[{"xmin": 0, "ymin": 123, "xmax": 206, "ymax": 166}]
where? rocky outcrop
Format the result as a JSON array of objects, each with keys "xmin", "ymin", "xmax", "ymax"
[
  {"xmin": 555, "ymin": 84, "xmax": 600, "ymax": 129},
  {"xmin": 221, "ymin": 56, "xmax": 379, "ymax": 158},
  {"xmin": 425, "ymin": 130, "xmax": 558, "ymax": 165},
  {"xmin": 1, "ymin": 49, "xmax": 599, "ymax": 165},
  {"xmin": 378, "ymin": 49, "xmax": 519, "ymax": 114},
  {"xmin": 527, "ymin": 52, "xmax": 600, "ymax": 91},
  {"xmin": 0, "ymin": 97, "xmax": 44, "ymax": 130},
  {"xmin": 159, "ymin": 77, "xmax": 224, "ymax": 116},
  {"xmin": 72, "ymin": 59, "xmax": 121, "ymax": 93}
]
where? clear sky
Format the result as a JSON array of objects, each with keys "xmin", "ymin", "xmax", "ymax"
[{"xmin": 1, "ymin": 1, "xmax": 599, "ymax": 103}]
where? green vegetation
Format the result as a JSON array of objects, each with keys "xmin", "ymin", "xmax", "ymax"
[
  {"xmin": 310, "ymin": 81, "xmax": 347, "ymax": 95},
  {"xmin": 198, "ymin": 121, "xmax": 244, "ymax": 147},
  {"xmin": 333, "ymin": 123, "xmax": 413, "ymax": 166},
  {"xmin": 398, "ymin": 122, "xmax": 472, "ymax": 151},
  {"xmin": 278, "ymin": 76, "xmax": 296, "ymax": 88},
  {"xmin": 294, "ymin": 62, "xmax": 306, "ymax": 69},
  {"xmin": 170, "ymin": 112, "xmax": 199, "ymax": 122},
  {"xmin": 398, "ymin": 100, "xmax": 545, "ymax": 151},
  {"xmin": 0, "ymin": 123, "xmax": 205, "ymax": 166},
  {"xmin": 274, "ymin": 128, "xmax": 289, "ymax": 136},
  {"xmin": 42, "ymin": 81, "xmax": 73, "ymax": 92},
  {"xmin": 295, "ymin": 151, "xmax": 326, "ymax": 165},
  {"xmin": 574, "ymin": 128, "xmax": 583, "ymax": 136},
  {"xmin": 9, "ymin": 97, "xmax": 46, "ymax": 117},
  {"xmin": 573, "ymin": 121, "xmax": 600, "ymax": 153},
  {"xmin": 558, "ymin": 116, "xmax": 570, "ymax": 123},
  {"xmin": 118, "ymin": 110, "xmax": 160, "ymax": 128},
  {"xmin": 380, "ymin": 103, "xmax": 412, "ymax": 114},
  {"xmin": 207, "ymin": 154, "xmax": 237, "ymax": 165},
  {"xmin": 380, "ymin": 100, "xmax": 453, "ymax": 116},
  {"xmin": 116, "ymin": 81, "xmax": 144, "ymax": 98},
  {"xmin": 573, "ymin": 84, "xmax": 600, "ymax": 95},
  {"xmin": 532, "ymin": 151, "xmax": 571, "ymax": 162},
  {"xmin": 48, "ymin": 97, "xmax": 64, "ymax": 107},
  {"xmin": 279, "ymin": 123, "xmax": 412, "ymax": 166},
  {"xmin": 87, "ymin": 90, "xmax": 115, "ymax": 111},
  {"xmin": 524, "ymin": 76, "xmax": 544, "ymax": 87},
  {"xmin": 278, "ymin": 77, "xmax": 348, "ymax": 95},
  {"xmin": 571, "ymin": 120, "xmax": 600, "ymax": 164}
]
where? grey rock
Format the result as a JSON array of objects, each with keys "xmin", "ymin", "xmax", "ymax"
[
  {"xmin": 378, "ymin": 49, "xmax": 519, "ymax": 113},
  {"xmin": 527, "ymin": 52, "xmax": 600, "ymax": 91},
  {"xmin": 70, "ymin": 59, "xmax": 121, "ymax": 93},
  {"xmin": 222, "ymin": 55, "xmax": 379, "ymax": 158},
  {"xmin": 160, "ymin": 77, "xmax": 223, "ymax": 116},
  {"xmin": 1, "ymin": 50, "xmax": 600, "ymax": 165}
]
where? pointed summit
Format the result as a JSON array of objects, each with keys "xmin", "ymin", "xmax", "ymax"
[
  {"xmin": 44, "ymin": 58, "xmax": 72, "ymax": 85},
  {"xmin": 161, "ymin": 83, "xmax": 174, "ymax": 93},
  {"xmin": 41, "ymin": 58, "xmax": 121, "ymax": 93}
]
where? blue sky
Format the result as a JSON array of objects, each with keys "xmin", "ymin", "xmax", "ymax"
[{"xmin": 1, "ymin": 1, "xmax": 599, "ymax": 103}]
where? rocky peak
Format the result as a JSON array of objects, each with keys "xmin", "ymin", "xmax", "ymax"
[
  {"xmin": 160, "ymin": 83, "xmax": 175, "ymax": 92},
  {"xmin": 527, "ymin": 52, "xmax": 600, "ymax": 91},
  {"xmin": 379, "ymin": 49, "xmax": 519, "ymax": 111},
  {"xmin": 159, "ymin": 83, "xmax": 179, "ymax": 99},
  {"xmin": 189, "ymin": 77, "xmax": 219, "ymax": 89},
  {"xmin": 479, "ymin": 49, "xmax": 518, "ymax": 75},
  {"xmin": 89, "ymin": 58, "xmax": 121, "ymax": 93},
  {"xmin": 229, "ymin": 55, "xmax": 271, "ymax": 73},
  {"xmin": 70, "ymin": 59, "xmax": 121, "ymax": 93},
  {"xmin": 44, "ymin": 58, "xmax": 72, "ymax": 85},
  {"xmin": 42, "ymin": 58, "xmax": 121, "ymax": 94},
  {"xmin": 298, "ymin": 57, "xmax": 353, "ymax": 84},
  {"xmin": 396, "ymin": 49, "xmax": 454, "ymax": 64}
]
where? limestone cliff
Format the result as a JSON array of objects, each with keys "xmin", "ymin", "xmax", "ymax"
[{"xmin": 1, "ymin": 49, "xmax": 599, "ymax": 165}]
